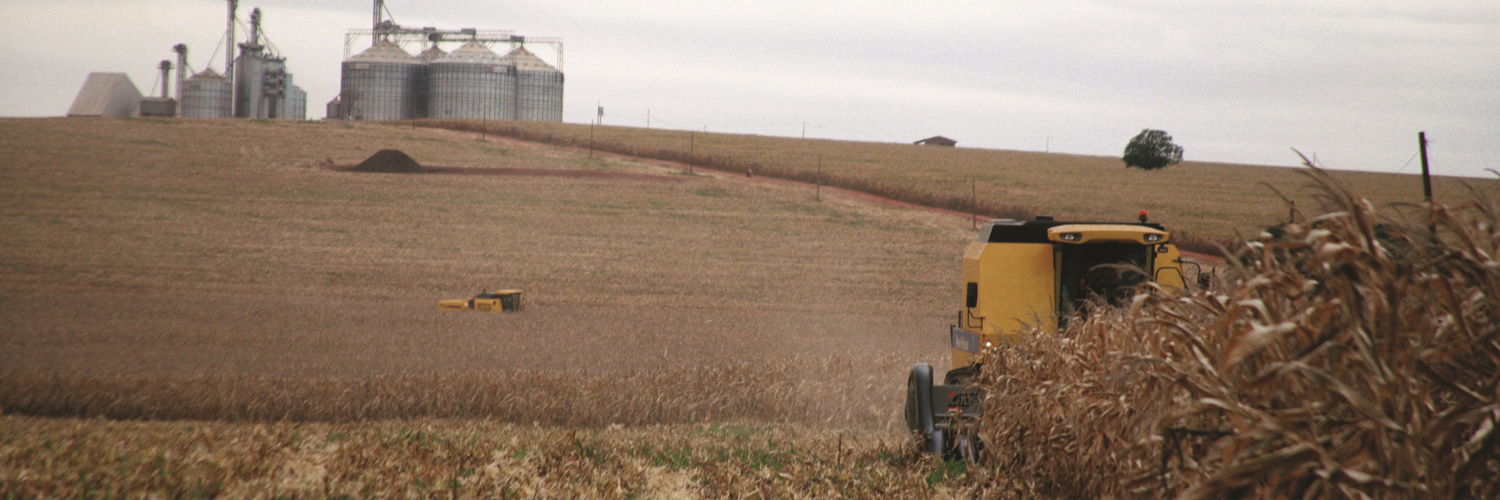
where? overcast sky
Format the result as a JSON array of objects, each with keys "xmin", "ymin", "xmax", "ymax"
[{"xmin": 3, "ymin": 0, "xmax": 1496, "ymax": 177}]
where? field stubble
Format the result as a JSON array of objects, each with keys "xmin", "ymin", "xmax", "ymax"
[
  {"xmin": 424, "ymin": 120, "xmax": 1496, "ymax": 255},
  {"xmin": 0, "ymin": 117, "xmax": 994, "ymax": 497},
  {"xmin": 0, "ymin": 118, "xmax": 967, "ymax": 428}
]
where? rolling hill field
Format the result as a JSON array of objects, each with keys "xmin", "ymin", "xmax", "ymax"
[
  {"xmin": 0, "ymin": 117, "xmax": 984, "ymax": 497},
  {"xmin": 424, "ymin": 120, "xmax": 1493, "ymax": 243},
  {"xmin": 3, "ymin": 117, "xmax": 1492, "ymax": 497}
]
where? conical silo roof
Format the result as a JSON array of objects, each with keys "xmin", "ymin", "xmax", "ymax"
[
  {"xmin": 416, "ymin": 45, "xmax": 448, "ymax": 62},
  {"xmin": 436, "ymin": 41, "xmax": 505, "ymax": 65},
  {"xmin": 502, "ymin": 47, "xmax": 558, "ymax": 72},
  {"xmin": 347, "ymin": 40, "xmax": 419, "ymax": 64},
  {"xmin": 187, "ymin": 68, "xmax": 231, "ymax": 82}
]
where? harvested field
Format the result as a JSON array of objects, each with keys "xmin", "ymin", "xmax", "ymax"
[
  {"xmin": 10, "ymin": 117, "xmax": 1486, "ymax": 497},
  {"xmin": 0, "ymin": 117, "xmax": 987, "ymax": 496},
  {"xmin": 0, "ymin": 117, "xmax": 965, "ymax": 428},
  {"xmin": 421, "ymin": 120, "xmax": 1497, "ymax": 250}
]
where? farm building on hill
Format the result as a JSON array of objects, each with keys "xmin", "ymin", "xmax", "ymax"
[
  {"xmin": 68, "ymin": 73, "xmax": 143, "ymax": 117},
  {"xmin": 914, "ymin": 136, "xmax": 956, "ymax": 147}
]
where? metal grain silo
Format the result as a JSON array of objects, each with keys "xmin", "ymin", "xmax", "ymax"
[
  {"xmin": 180, "ymin": 69, "xmax": 233, "ymax": 118},
  {"xmin": 504, "ymin": 47, "xmax": 563, "ymax": 122},
  {"xmin": 416, "ymin": 45, "xmax": 447, "ymax": 62},
  {"xmin": 340, "ymin": 40, "xmax": 422, "ymax": 120},
  {"xmin": 282, "ymin": 83, "xmax": 307, "ymax": 120},
  {"xmin": 413, "ymin": 46, "xmax": 446, "ymax": 118},
  {"xmin": 427, "ymin": 41, "xmax": 514, "ymax": 120}
]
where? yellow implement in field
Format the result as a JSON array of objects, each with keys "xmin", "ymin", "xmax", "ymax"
[
  {"xmin": 439, "ymin": 289, "xmax": 525, "ymax": 313},
  {"xmin": 906, "ymin": 213, "xmax": 1190, "ymax": 462}
]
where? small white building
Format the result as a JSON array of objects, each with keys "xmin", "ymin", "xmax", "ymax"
[{"xmin": 67, "ymin": 73, "xmax": 143, "ymax": 117}]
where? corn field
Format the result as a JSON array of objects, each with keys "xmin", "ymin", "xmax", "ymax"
[{"xmin": 974, "ymin": 169, "xmax": 1500, "ymax": 498}]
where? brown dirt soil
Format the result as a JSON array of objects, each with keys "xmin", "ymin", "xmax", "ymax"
[
  {"xmin": 334, "ymin": 163, "xmax": 686, "ymax": 182},
  {"xmin": 349, "ymin": 148, "xmax": 426, "ymax": 173},
  {"xmin": 0, "ymin": 117, "xmax": 967, "ymax": 429}
]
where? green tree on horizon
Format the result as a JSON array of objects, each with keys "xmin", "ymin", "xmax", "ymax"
[{"xmin": 1122, "ymin": 129, "xmax": 1184, "ymax": 170}]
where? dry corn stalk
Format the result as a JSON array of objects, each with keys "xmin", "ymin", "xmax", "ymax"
[{"xmin": 977, "ymin": 168, "xmax": 1499, "ymax": 499}]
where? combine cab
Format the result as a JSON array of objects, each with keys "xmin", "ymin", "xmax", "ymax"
[
  {"xmin": 906, "ymin": 213, "xmax": 1187, "ymax": 460},
  {"xmin": 439, "ymin": 289, "xmax": 525, "ymax": 313}
]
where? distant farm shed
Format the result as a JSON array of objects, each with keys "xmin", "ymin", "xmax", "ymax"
[
  {"xmin": 68, "ymin": 73, "xmax": 143, "ymax": 117},
  {"xmin": 914, "ymin": 136, "xmax": 956, "ymax": 147}
]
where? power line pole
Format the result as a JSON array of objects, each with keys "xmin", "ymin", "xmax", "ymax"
[
  {"xmin": 816, "ymin": 156, "xmax": 822, "ymax": 201},
  {"xmin": 1419, "ymin": 131, "xmax": 1434, "ymax": 234},
  {"xmin": 971, "ymin": 179, "xmax": 977, "ymax": 229}
]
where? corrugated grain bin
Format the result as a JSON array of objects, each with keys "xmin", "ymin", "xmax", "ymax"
[
  {"xmin": 180, "ymin": 69, "xmax": 233, "ymax": 118},
  {"xmin": 503, "ymin": 47, "xmax": 563, "ymax": 122},
  {"xmin": 339, "ymin": 40, "xmax": 423, "ymax": 121},
  {"xmin": 283, "ymin": 85, "xmax": 307, "ymax": 120},
  {"xmin": 427, "ymin": 41, "xmax": 514, "ymax": 120}
]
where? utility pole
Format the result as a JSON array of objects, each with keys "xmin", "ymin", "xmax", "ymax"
[
  {"xmin": 971, "ymin": 179, "xmax": 977, "ymax": 229},
  {"xmin": 647, "ymin": 109, "xmax": 650, "ymax": 129},
  {"xmin": 816, "ymin": 156, "xmax": 822, "ymax": 201},
  {"xmin": 802, "ymin": 121, "xmax": 806, "ymax": 139},
  {"xmin": 589, "ymin": 102, "xmax": 601, "ymax": 158},
  {"xmin": 1045, "ymin": 135, "xmax": 1050, "ymax": 153},
  {"xmin": 1419, "ymin": 131, "xmax": 1434, "ymax": 234}
]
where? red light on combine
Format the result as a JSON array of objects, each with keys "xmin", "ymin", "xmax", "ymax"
[{"xmin": 1139, "ymin": 209, "xmax": 1149, "ymax": 223}]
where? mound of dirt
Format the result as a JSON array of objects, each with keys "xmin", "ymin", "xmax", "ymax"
[{"xmin": 349, "ymin": 149, "xmax": 425, "ymax": 173}]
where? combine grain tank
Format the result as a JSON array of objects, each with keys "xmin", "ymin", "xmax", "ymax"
[
  {"xmin": 427, "ymin": 41, "xmax": 514, "ymax": 120},
  {"xmin": 504, "ymin": 47, "xmax": 562, "ymax": 122},
  {"xmin": 180, "ymin": 69, "xmax": 233, "ymax": 118},
  {"xmin": 340, "ymin": 40, "xmax": 423, "ymax": 120}
]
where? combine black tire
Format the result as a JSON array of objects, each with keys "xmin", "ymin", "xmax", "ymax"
[{"xmin": 905, "ymin": 363, "xmax": 941, "ymax": 455}]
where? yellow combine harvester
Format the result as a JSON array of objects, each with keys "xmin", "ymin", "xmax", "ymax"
[
  {"xmin": 439, "ymin": 289, "xmax": 525, "ymax": 313},
  {"xmin": 906, "ymin": 213, "xmax": 1188, "ymax": 461}
]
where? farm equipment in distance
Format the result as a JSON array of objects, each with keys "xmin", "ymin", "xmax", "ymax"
[
  {"xmin": 439, "ymin": 289, "xmax": 525, "ymax": 313},
  {"xmin": 906, "ymin": 212, "xmax": 1189, "ymax": 461}
]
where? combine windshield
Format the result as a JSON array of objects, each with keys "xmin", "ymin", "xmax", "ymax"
[{"xmin": 1056, "ymin": 242, "xmax": 1152, "ymax": 328}]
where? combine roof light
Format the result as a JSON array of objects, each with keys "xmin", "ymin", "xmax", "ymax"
[
  {"xmin": 1144, "ymin": 233, "xmax": 1163, "ymax": 242},
  {"xmin": 1060, "ymin": 232, "xmax": 1082, "ymax": 242}
]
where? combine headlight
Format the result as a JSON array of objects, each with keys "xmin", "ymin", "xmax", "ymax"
[
  {"xmin": 1060, "ymin": 233, "xmax": 1082, "ymax": 242},
  {"xmin": 1144, "ymin": 233, "xmax": 1163, "ymax": 243}
]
